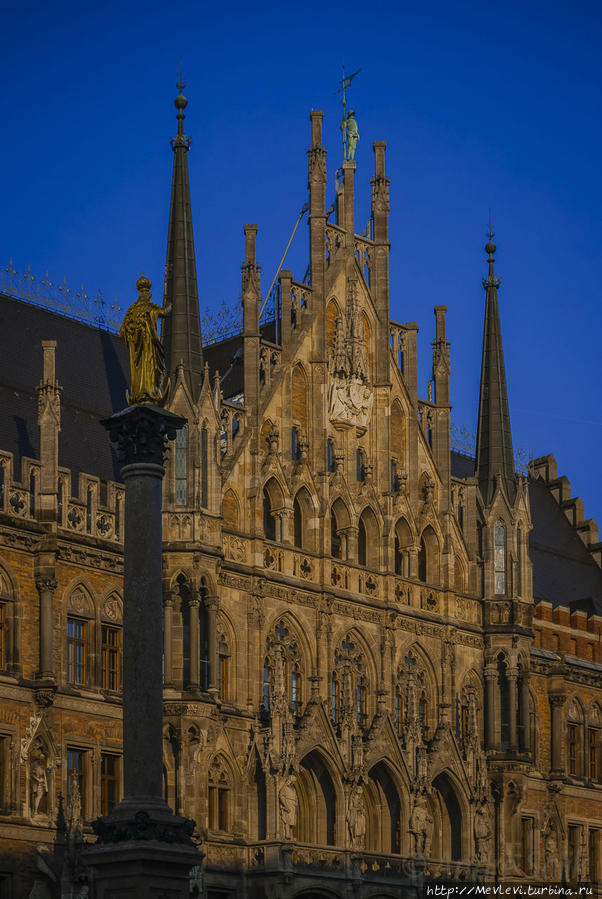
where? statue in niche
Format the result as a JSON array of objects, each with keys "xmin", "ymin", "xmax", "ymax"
[
  {"xmin": 347, "ymin": 785, "xmax": 366, "ymax": 850},
  {"xmin": 279, "ymin": 773, "xmax": 297, "ymax": 840},
  {"xmin": 30, "ymin": 748, "xmax": 48, "ymax": 817},
  {"xmin": 474, "ymin": 801, "xmax": 492, "ymax": 863},
  {"xmin": 410, "ymin": 793, "xmax": 433, "ymax": 857},
  {"xmin": 341, "ymin": 110, "xmax": 360, "ymax": 161},
  {"xmin": 120, "ymin": 274, "xmax": 171, "ymax": 406},
  {"xmin": 542, "ymin": 822, "xmax": 560, "ymax": 880}
]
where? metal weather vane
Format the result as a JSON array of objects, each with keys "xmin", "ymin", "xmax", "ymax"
[{"xmin": 336, "ymin": 64, "xmax": 361, "ymax": 162}]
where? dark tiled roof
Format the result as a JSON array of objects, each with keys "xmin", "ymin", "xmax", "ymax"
[
  {"xmin": 450, "ymin": 451, "xmax": 475, "ymax": 479},
  {"xmin": 528, "ymin": 475, "xmax": 602, "ymax": 613},
  {"xmin": 0, "ymin": 292, "xmax": 129, "ymax": 488}
]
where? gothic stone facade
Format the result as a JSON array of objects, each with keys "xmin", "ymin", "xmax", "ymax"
[{"xmin": 1, "ymin": 108, "xmax": 602, "ymax": 898}]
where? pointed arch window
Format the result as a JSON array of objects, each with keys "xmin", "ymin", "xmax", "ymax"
[
  {"xmin": 263, "ymin": 487, "xmax": 276, "ymax": 541},
  {"xmin": 291, "ymin": 663, "xmax": 302, "ymax": 714},
  {"xmin": 356, "ymin": 448, "xmax": 365, "ymax": 482},
  {"xmin": 175, "ymin": 426, "xmax": 188, "ymax": 506},
  {"xmin": 262, "ymin": 659, "xmax": 271, "ymax": 712},
  {"xmin": 418, "ymin": 538, "xmax": 427, "ymax": 582},
  {"xmin": 293, "ymin": 497, "xmax": 303, "ymax": 549},
  {"xmin": 218, "ymin": 636, "xmax": 230, "ymax": 701},
  {"xmin": 331, "ymin": 510, "xmax": 342, "ymax": 560},
  {"xmin": 358, "ymin": 517, "xmax": 367, "ymax": 567},
  {"xmin": 495, "ymin": 521, "xmax": 506, "ymax": 594},
  {"xmin": 291, "ymin": 426, "xmax": 300, "ymax": 461},
  {"xmin": 208, "ymin": 758, "xmax": 232, "ymax": 832}
]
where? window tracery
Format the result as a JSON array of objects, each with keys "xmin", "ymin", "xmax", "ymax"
[{"xmin": 262, "ymin": 619, "xmax": 304, "ymax": 717}]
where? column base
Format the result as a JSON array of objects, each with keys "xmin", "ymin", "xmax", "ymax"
[
  {"xmin": 84, "ymin": 797, "xmax": 202, "ymax": 898},
  {"xmin": 83, "ymin": 839, "xmax": 201, "ymax": 899}
]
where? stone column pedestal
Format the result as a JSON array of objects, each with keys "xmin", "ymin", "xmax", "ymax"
[{"xmin": 84, "ymin": 405, "xmax": 202, "ymax": 896}]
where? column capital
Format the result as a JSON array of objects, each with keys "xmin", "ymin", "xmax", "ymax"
[
  {"xmin": 102, "ymin": 405, "xmax": 187, "ymax": 470},
  {"xmin": 205, "ymin": 594, "xmax": 220, "ymax": 612},
  {"xmin": 549, "ymin": 693, "xmax": 567, "ymax": 708},
  {"xmin": 35, "ymin": 576, "xmax": 57, "ymax": 594}
]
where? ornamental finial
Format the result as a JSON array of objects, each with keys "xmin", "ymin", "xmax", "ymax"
[
  {"xmin": 482, "ymin": 211, "xmax": 501, "ymax": 289},
  {"xmin": 172, "ymin": 60, "xmax": 191, "ymax": 148}
]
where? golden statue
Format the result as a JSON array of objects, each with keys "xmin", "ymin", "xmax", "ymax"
[{"xmin": 120, "ymin": 274, "xmax": 171, "ymax": 406}]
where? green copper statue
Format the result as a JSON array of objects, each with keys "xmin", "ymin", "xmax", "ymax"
[
  {"xmin": 120, "ymin": 274, "xmax": 171, "ymax": 406},
  {"xmin": 341, "ymin": 110, "xmax": 360, "ymax": 162}
]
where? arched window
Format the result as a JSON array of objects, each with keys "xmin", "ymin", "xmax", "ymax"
[
  {"xmin": 291, "ymin": 663, "xmax": 302, "ymax": 714},
  {"xmin": 200, "ymin": 426, "xmax": 208, "ymax": 508},
  {"xmin": 331, "ymin": 510, "xmax": 342, "ymax": 559},
  {"xmin": 327, "ymin": 439, "xmax": 336, "ymax": 473},
  {"xmin": 418, "ymin": 538, "xmax": 427, "ymax": 582},
  {"xmin": 208, "ymin": 757, "xmax": 232, "ymax": 832},
  {"xmin": 175, "ymin": 426, "xmax": 187, "ymax": 506},
  {"xmin": 293, "ymin": 496, "xmax": 302, "ymax": 549},
  {"xmin": 495, "ymin": 521, "xmax": 506, "ymax": 595},
  {"xmin": 356, "ymin": 682, "xmax": 367, "ymax": 727},
  {"xmin": 331, "ymin": 672, "xmax": 340, "ymax": 724},
  {"xmin": 262, "ymin": 659, "xmax": 271, "ymax": 712},
  {"xmin": 358, "ymin": 517, "xmax": 367, "ymax": 567},
  {"xmin": 263, "ymin": 487, "xmax": 275, "ymax": 541}
]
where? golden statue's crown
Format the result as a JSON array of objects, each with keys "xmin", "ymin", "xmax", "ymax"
[{"xmin": 136, "ymin": 273, "xmax": 152, "ymax": 295}]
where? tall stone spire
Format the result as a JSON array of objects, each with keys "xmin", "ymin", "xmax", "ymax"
[
  {"xmin": 161, "ymin": 75, "xmax": 203, "ymax": 401},
  {"xmin": 475, "ymin": 228, "xmax": 516, "ymax": 506}
]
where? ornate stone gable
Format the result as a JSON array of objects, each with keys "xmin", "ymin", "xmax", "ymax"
[{"xmin": 328, "ymin": 280, "xmax": 373, "ymax": 434}]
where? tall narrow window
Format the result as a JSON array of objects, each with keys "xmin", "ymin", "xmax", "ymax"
[
  {"xmin": 293, "ymin": 497, "xmax": 303, "ymax": 549},
  {"xmin": 521, "ymin": 817, "xmax": 534, "ymax": 874},
  {"xmin": 101, "ymin": 754, "xmax": 119, "ymax": 815},
  {"xmin": 291, "ymin": 664, "xmax": 301, "ymax": 714},
  {"xmin": 327, "ymin": 439, "xmax": 335, "ymax": 473},
  {"xmin": 568, "ymin": 825, "xmax": 582, "ymax": 882},
  {"xmin": 356, "ymin": 683, "xmax": 367, "ymax": 726},
  {"xmin": 394, "ymin": 689, "xmax": 402, "ymax": 733},
  {"xmin": 494, "ymin": 521, "xmax": 506, "ymax": 594},
  {"xmin": 517, "ymin": 526, "xmax": 523, "ymax": 596},
  {"xmin": 418, "ymin": 538, "xmax": 427, "ymax": 582},
  {"xmin": 200, "ymin": 427, "xmax": 208, "ymax": 509},
  {"xmin": 356, "ymin": 449, "xmax": 365, "ymax": 482},
  {"xmin": 67, "ymin": 618, "xmax": 86, "ymax": 685},
  {"xmin": 101, "ymin": 625, "xmax": 121, "ymax": 691},
  {"xmin": 568, "ymin": 724, "xmax": 579, "ymax": 776},
  {"xmin": 589, "ymin": 728, "xmax": 599, "ymax": 780},
  {"xmin": 218, "ymin": 638, "xmax": 229, "ymax": 701},
  {"xmin": 208, "ymin": 760, "xmax": 231, "ymax": 832},
  {"xmin": 57, "ymin": 480, "xmax": 63, "ymax": 524},
  {"xmin": 331, "ymin": 512, "xmax": 341, "ymax": 559},
  {"xmin": 331, "ymin": 674, "xmax": 340, "ymax": 724},
  {"xmin": 291, "ymin": 426, "xmax": 299, "ymax": 461},
  {"xmin": 263, "ymin": 661, "xmax": 271, "ymax": 711},
  {"xmin": 175, "ymin": 427, "xmax": 187, "ymax": 506},
  {"xmin": 390, "ymin": 460, "xmax": 397, "ymax": 492},
  {"xmin": 67, "ymin": 748, "xmax": 85, "ymax": 815},
  {"xmin": 358, "ymin": 518, "xmax": 367, "ymax": 567},
  {"xmin": 590, "ymin": 830, "xmax": 600, "ymax": 883},
  {"xmin": 263, "ymin": 488, "xmax": 275, "ymax": 541},
  {"xmin": 29, "ymin": 471, "xmax": 36, "ymax": 517},
  {"xmin": 115, "ymin": 495, "xmax": 121, "ymax": 540}
]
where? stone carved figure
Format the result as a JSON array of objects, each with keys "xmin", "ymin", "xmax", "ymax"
[
  {"xmin": 120, "ymin": 274, "xmax": 171, "ymax": 406},
  {"xmin": 347, "ymin": 785, "xmax": 366, "ymax": 850},
  {"xmin": 30, "ymin": 750, "xmax": 48, "ymax": 817},
  {"xmin": 410, "ymin": 793, "xmax": 433, "ymax": 857},
  {"xmin": 474, "ymin": 801, "xmax": 492, "ymax": 863},
  {"xmin": 542, "ymin": 821, "xmax": 560, "ymax": 880},
  {"xmin": 279, "ymin": 774, "xmax": 297, "ymax": 840},
  {"xmin": 341, "ymin": 110, "xmax": 360, "ymax": 161}
]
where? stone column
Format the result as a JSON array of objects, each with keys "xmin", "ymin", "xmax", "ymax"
[
  {"xmin": 188, "ymin": 598, "xmax": 200, "ymax": 690},
  {"xmin": 84, "ymin": 405, "xmax": 200, "ymax": 897},
  {"xmin": 409, "ymin": 545, "xmax": 418, "ymax": 579},
  {"xmin": 163, "ymin": 593, "xmax": 174, "ymax": 687},
  {"xmin": 550, "ymin": 694, "xmax": 566, "ymax": 774},
  {"xmin": 484, "ymin": 664, "xmax": 497, "ymax": 750},
  {"xmin": 35, "ymin": 576, "xmax": 57, "ymax": 679},
  {"xmin": 206, "ymin": 595, "xmax": 220, "ymax": 697}
]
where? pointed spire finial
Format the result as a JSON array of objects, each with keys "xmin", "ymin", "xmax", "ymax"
[
  {"xmin": 173, "ymin": 60, "xmax": 189, "ymax": 143},
  {"xmin": 483, "ymin": 211, "xmax": 500, "ymax": 288}
]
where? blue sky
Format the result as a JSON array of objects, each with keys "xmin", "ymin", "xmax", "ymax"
[{"xmin": 2, "ymin": 0, "xmax": 602, "ymax": 525}]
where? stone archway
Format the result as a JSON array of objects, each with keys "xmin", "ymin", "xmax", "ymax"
[
  {"xmin": 296, "ymin": 750, "xmax": 339, "ymax": 846},
  {"xmin": 430, "ymin": 772, "xmax": 463, "ymax": 861},
  {"xmin": 364, "ymin": 761, "xmax": 403, "ymax": 854}
]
